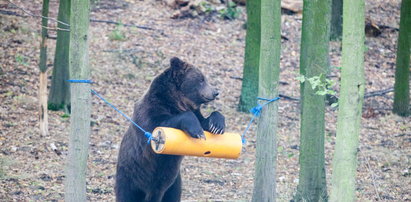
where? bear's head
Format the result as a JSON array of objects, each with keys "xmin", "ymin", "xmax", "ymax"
[{"xmin": 169, "ymin": 57, "xmax": 219, "ymax": 106}]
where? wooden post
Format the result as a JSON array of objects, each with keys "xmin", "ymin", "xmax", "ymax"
[
  {"xmin": 251, "ymin": 0, "xmax": 281, "ymax": 200},
  {"xmin": 64, "ymin": 0, "xmax": 91, "ymax": 201}
]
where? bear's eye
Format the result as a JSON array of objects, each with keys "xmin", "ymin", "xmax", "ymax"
[{"xmin": 200, "ymin": 77, "xmax": 205, "ymax": 83}]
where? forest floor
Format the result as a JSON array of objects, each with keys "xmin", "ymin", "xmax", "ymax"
[{"xmin": 0, "ymin": 0, "xmax": 410, "ymax": 201}]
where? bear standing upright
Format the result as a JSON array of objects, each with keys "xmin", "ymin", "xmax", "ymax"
[{"xmin": 115, "ymin": 57, "xmax": 226, "ymax": 202}]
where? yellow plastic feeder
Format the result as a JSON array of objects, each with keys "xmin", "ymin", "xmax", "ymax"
[{"xmin": 150, "ymin": 127, "xmax": 242, "ymax": 159}]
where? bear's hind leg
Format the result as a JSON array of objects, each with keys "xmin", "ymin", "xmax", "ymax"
[
  {"xmin": 115, "ymin": 177, "xmax": 145, "ymax": 202},
  {"xmin": 162, "ymin": 173, "xmax": 182, "ymax": 202}
]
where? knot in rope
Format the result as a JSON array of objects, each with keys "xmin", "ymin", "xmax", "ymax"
[
  {"xmin": 241, "ymin": 96, "xmax": 280, "ymax": 144},
  {"xmin": 144, "ymin": 132, "xmax": 153, "ymax": 144},
  {"xmin": 250, "ymin": 105, "xmax": 263, "ymax": 116}
]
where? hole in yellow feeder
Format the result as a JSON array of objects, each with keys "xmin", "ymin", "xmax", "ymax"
[{"xmin": 204, "ymin": 151, "xmax": 211, "ymax": 156}]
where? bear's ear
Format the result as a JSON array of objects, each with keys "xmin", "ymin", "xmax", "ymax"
[
  {"xmin": 170, "ymin": 57, "xmax": 188, "ymax": 71},
  {"xmin": 170, "ymin": 57, "xmax": 189, "ymax": 84}
]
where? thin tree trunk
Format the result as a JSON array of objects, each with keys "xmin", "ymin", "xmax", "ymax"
[
  {"xmin": 238, "ymin": 0, "xmax": 260, "ymax": 112},
  {"xmin": 49, "ymin": 0, "xmax": 71, "ymax": 112},
  {"xmin": 294, "ymin": 0, "xmax": 331, "ymax": 201},
  {"xmin": 329, "ymin": 0, "xmax": 365, "ymax": 200},
  {"xmin": 251, "ymin": 0, "xmax": 281, "ymax": 200},
  {"xmin": 39, "ymin": 0, "xmax": 49, "ymax": 137},
  {"xmin": 330, "ymin": 0, "xmax": 342, "ymax": 41},
  {"xmin": 393, "ymin": 0, "xmax": 411, "ymax": 116},
  {"xmin": 64, "ymin": 0, "xmax": 91, "ymax": 201}
]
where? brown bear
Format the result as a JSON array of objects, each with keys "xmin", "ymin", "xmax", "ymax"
[{"xmin": 115, "ymin": 57, "xmax": 225, "ymax": 202}]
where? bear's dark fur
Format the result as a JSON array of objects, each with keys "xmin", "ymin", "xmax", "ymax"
[{"xmin": 115, "ymin": 57, "xmax": 225, "ymax": 202}]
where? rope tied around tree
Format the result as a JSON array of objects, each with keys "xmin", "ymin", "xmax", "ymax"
[
  {"xmin": 68, "ymin": 79, "xmax": 153, "ymax": 143},
  {"xmin": 241, "ymin": 97, "xmax": 280, "ymax": 144}
]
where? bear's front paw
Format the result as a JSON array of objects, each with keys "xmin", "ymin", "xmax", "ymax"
[
  {"xmin": 185, "ymin": 125, "xmax": 206, "ymax": 140},
  {"xmin": 206, "ymin": 111, "xmax": 225, "ymax": 134}
]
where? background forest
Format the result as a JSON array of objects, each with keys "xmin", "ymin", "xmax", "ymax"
[{"xmin": 0, "ymin": 0, "xmax": 410, "ymax": 201}]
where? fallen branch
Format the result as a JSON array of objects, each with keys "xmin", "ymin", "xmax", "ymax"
[
  {"xmin": 279, "ymin": 94, "xmax": 299, "ymax": 101},
  {"xmin": 90, "ymin": 19, "xmax": 155, "ymax": 30},
  {"xmin": 102, "ymin": 48, "xmax": 142, "ymax": 53},
  {"xmin": 364, "ymin": 87, "xmax": 394, "ymax": 98},
  {"xmin": 0, "ymin": 9, "xmax": 26, "ymax": 17}
]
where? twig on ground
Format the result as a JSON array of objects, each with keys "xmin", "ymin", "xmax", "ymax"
[
  {"xmin": 229, "ymin": 76, "xmax": 242, "ymax": 80},
  {"xmin": 49, "ymin": 143, "xmax": 62, "ymax": 156},
  {"xmin": 361, "ymin": 150, "xmax": 383, "ymax": 201},
  {"xmin": 279, "ymin": 94, "xmax": 299, "ymax": 101},
  {"xmin": 0, "ymin": 9, "xmax": 26, "ymax": 17},
  {"xmin": 365, "ymin": 88, "xmax": 394, "ymax": 98},
  {"xmin": 103, "ymin": 48, "xmax": 142, "ymax": 53},
  {"xmin": 47, "ymin": 35, "xmax": 57, "ymax": 40},
  {"xmin": 90, "ymin": 19, "xmax": 155, "ymax": 30}
]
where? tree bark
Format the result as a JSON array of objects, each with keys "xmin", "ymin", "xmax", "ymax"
[
  {"xmin": 294, "ymin": 0, "xmax": 331, "ymax": 201},
  {"xmin": 251, "ymin": 0, "xmax": 281, "ymax": 200},
  {"xmin": 38, "ymin": 0, "xmax": 49, "ymax": 137},
  {"xmin": 64, "ymin": 0, "xmax": 91, "ymax": 201},
  {"xmin": 393, "ymin": 0, "xmax": 411, "ymax": 117},
  {"xmin": 49, "ymin": 0, "xmax": 71, "ymax": 112},
  {"xmin": 330, "ymin": 0, "xmax": 342, "ymax": 41},
  {"xmin": 238, "ymin": 0, "xmax": 260, "ymax": 112},
  {"xmin": 329, "ymin": 0, "xmax": 365, "ymax": 201}
]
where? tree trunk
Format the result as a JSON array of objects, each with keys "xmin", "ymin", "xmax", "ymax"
[
  {"xmin": 64, "ymin": 0, "xmax": 91, "ymax": 201},
  {"xmin": 251, "ymin": 0, "xmax": 281, "ymax": 200},
  {"xmin": 238, "ymin": 0, "xmax": 260, "ymax": 112},
  {"xmin": 294, "ymin": 0, "xmax": 331, "ymax": 201},
  {"xmin": 39, "ymin": 0, "xmax": 49, "ymax": 137},
  {"xmin": 393, "ymin": 0, "xmax": 411, "ymax": 117},
  {"xmin": 49, "ymin": 0, "xmax": 71, "ymax": 112},
  {"xmin": 330, "ymin": 0, "xmax": 342, "ymax": 41},
  {"xmin": 329, "ymin": 0, "xmax": 365, "ymax": 201}
]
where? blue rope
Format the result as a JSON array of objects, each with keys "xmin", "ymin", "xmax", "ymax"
[
  {"xmin": 67, "ymin": 79, "xmax": 93, "ymax": 83},
  {"xmin": 241, "ymin": 97, "xmax": 280, "ymax": 144},
  {"xmin": 67, "ymin": 80, "xmax": 153, "ymax": 143}
]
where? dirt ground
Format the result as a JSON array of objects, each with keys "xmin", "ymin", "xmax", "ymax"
[{"xmin": 0, "ymin": 0, "xmax": 410, "ymax": 201}]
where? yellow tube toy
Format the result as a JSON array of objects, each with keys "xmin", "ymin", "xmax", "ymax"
[{"xmin": 150, "ymin": 127, "xmax": 242, "ymax": 159}]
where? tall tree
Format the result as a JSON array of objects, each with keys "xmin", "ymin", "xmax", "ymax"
[
  {"xmin": 330, "ymin": 0, "xmax": 342, "ymax": 41},
  {"xmin": 49, "ymin": 0, "xmax": 71, "ymax": 112},
  {"xmin": 251, "ymin": 0, "xmax": 281, "ymax": 200},
  {"xmin": 38, "ymin": 0, "xmax": 50, "ymax": 136},
  {"xmin": 393, "ymin": 0, "xmax": 411, "ymax": 116},
  {"xmin": 238, "ymin": 0, "xmax": 260, "ymax": 112},
  {"xmin": 64, "ymin": 0, "xmax": 91, "ymax": 201},
  {"xmin": 329, "ymin": 0, "xmax": 365, "ymax": 200},
  {"xmin": 294, "ymin": 0, "xmax": 331, "ymax": 201}
]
